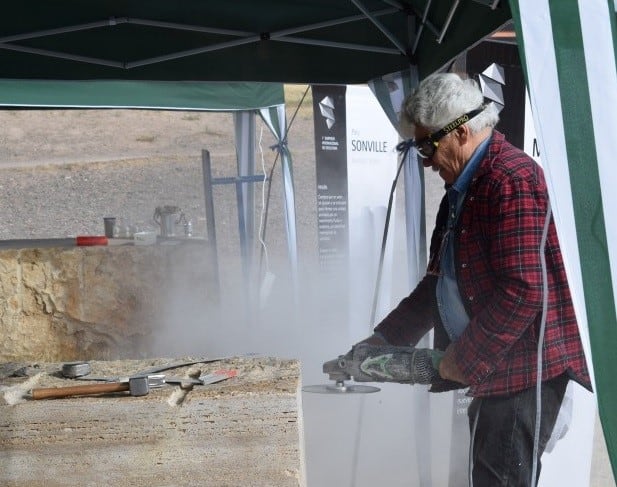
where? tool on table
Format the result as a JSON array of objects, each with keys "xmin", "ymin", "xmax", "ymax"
[
  {"xmin": 61, "ymin": 361, "xmax": 91, "ymax": 378},
  {"xmin": 76, "ymin": 373, "xmax": 192, "ymax": 385},
  {"xmin": 61, "ymin": 358, "xmax": 235, "ymax": 384},
  {"xmin": 75, "ymin": 235, "xmax": 108, "ymax": 246},
  {"xmin": 199, "ymin": 369, "xmax": 237, "ymax": 384},
  {"xmin": 31, "ymin": 376, "xmax": 151, "ymax": 400},
  {"xmin": 302, "ymin": 344, "xmax": 446, "ymax": 394},
  {"xmin": 153, "ymin": 205, "xmax": 184, "ymax": 237},
  {"xmin": 29, "ymin": 360, "xmax": 238, "ymax": 400},
  {"xmin": 58, "ymin": 357, "xmax": 224, "ymax": 382}
]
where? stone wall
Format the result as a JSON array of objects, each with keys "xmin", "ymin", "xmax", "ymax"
[{"xmin": 0, "ymin": 242, "xmax": 217, "ymax": 362}]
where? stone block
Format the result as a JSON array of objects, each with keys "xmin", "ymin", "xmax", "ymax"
[
  {"xmin": 0, "ymin": 356, "xmax": 305, "ymax": 487},
  {"xmin": 0, "ymin": 242, "xmax": 217, "ymax": 362}
]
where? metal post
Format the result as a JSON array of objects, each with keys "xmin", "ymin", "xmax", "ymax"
[{"xmin": 201, "ymin": 149, "xmax": 221, "ymax": 303}]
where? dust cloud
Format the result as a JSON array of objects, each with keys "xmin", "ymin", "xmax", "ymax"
[{"xmin": 145, "ymin": 170, "xmax": 465, "ymax": 487}]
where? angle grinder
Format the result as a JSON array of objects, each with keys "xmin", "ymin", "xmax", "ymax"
[
  {"xmin": 302, "ymin": 343, "xmax": 448, "ymax": 394},
  {"xmin": 302, "ymin": 354, "xmax": 380, "ymax": 394}
]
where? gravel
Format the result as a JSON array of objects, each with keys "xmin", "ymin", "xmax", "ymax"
[{"xmin": 0, "ymin": 107, "xmax": 321, "ymax": 268}]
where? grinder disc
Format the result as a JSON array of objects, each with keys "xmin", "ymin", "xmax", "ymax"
[{"xmin": 302, "ymin": 383, "xmax": 380, "ymax": 394}]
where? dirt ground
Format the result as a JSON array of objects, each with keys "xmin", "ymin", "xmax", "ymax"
[{"xmin": 0, "ymin": 86, "xmax": 318, "ymax": 271}]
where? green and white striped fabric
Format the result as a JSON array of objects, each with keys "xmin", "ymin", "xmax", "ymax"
[{"xmin": 511, "ymin": 0, "xmax": 617, "ymax": 481}]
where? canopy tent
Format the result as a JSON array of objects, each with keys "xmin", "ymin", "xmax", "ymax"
[
  {"xmin": 0, "ymin": 1, "xmax": 509, "ymax": 84},
  {"xmin": 1, "ymin": 0, "xmax": 615, "ymax": 484}
]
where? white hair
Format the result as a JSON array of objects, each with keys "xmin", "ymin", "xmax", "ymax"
[{"xmin": 400, "ymin": 72, "xmax": 499, "ymax": 136}]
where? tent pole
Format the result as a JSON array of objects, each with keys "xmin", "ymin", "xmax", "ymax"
[
  {"xmin": 274, "ymin": 37, "xmax": 399, "ymax": 54},
  {"xmin": 0, "ymin": 44, "xmax": 124, "ymax": 68},
  {"xmin": 412, "ymin": 0, "xmax": 433, "ymax": 54},
  {"xmin": 349, "ymin": 0, "xmax": 408, "ymax": 54},
  {"xmin": 437, "ymin": 0, "xmax": 461, "ymax": 44},
  {"xmin": 201, "ymin": 150, "xmax": 221, "ymax": 305},
  {"xmin": 271, "ymin": 8, "xmax": 397, "ymax": 37},
  {"xmin": 0, "ymin": 18, "xmax": 129, "ymax": 43}
]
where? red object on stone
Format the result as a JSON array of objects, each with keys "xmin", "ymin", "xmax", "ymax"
[{"xmin": 75, "ymin": 236, "xmax": 109, "ymax": 246}]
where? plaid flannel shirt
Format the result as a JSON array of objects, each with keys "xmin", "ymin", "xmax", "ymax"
[{"xmin": 375, "ymin": 131, "xmax": 592, "ymax": 397}]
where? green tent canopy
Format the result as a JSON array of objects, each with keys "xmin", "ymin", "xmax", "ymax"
[
  {"xmin": 0, "ymin": 79, "xmax": 284, "ymax": 110},
  {"xmin": 0, "ymin": 0, "xmax": 510, "ymax": 84}
]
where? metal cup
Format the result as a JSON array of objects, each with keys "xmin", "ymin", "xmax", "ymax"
[{"xmin": 103, "ymin": 217, "xmax": 116, "ymax": 238}]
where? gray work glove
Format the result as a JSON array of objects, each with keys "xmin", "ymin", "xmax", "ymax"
[{"xmin": 339, "ymin": 343, "xmax": 444, "ymax": 385}]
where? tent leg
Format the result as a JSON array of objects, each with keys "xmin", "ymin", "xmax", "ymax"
[
  {"xmin": 201, "ymin": 149, "xmax": 221, "ymax": 305},
  {"xmin": 234, "ymin": 111, "xmax": 257, "ymax": 316},
  {"xmin": 234, "ymin": 111, "xmax": 256, "ymax": 272}
]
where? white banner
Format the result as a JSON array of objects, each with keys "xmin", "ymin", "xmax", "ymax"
[{"xmin": 345, "ymin": 84, "xmax": 400, "ymax": 340}]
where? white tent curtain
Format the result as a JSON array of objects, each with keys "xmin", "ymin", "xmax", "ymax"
[
  {"xmin": 368, "ymin": 67, "xmax": 426, "ymax": 289},
  {"xmin": 510, "ymin": 0, "xmax": 616, "ymax": 483},
  {"xmin": 258, "ymin": 105, "xmax": 299, "ymax": 302},
  {"xmin": 369, "ymin": 67, "xmax": 441, "ymax": 486}
]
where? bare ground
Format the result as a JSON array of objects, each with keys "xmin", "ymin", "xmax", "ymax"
[{"xmin": 0, "ymin": 86, "xmax": 320, "ymax": 274}]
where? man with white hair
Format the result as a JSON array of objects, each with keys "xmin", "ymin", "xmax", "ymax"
[{"xmin": 339, "ymin": 73, "xmax": 592, "ymax": 486}]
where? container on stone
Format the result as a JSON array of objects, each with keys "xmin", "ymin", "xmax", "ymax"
[
  {"xmin": 112, "ymin": 217, "xmax": 132, "ymax": 239},
  {"xmin": 179, "ymin": 213, "xmax": 193, "ymax": 237},
  {"xmin": 103, "ymin": 217, "xmax": 116, "ymax": 238},
  {"xmin": 153, "ymin": 205, "xmax": 183, "ymax": 237}
]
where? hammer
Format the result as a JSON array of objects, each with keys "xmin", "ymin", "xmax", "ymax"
[{"xmin": 30, "ymin": 376, "xmax": 150, "ymax": 400}]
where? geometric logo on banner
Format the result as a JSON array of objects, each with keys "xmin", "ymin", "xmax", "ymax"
[
  {"xmin": 478, "ymin": 63, "xmax": 505, "ymax": 113},
  {"xmin": 481, "ymin": 62, "xmax": 505, "ymax": 84},
  {"xmin": 318, "ymin": 96, "xmax": 336, "ymax": 129}
]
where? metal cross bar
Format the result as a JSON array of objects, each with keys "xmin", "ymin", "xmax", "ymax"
[
  {"xmin": 412, "ymin": 0, "xmax": 434, "ymax": 54},
  {"xmin": 125, "ymin": 35, "xmax": 262, "ymax": 68},
  {"xmin": 211, "ymin": 175, "xmax": 266, "ymax": 186},
  {"xmin": 350, "ymin": 0, "xmax": 408, "ymax": 55},
  {"xmin": 0, "ymin": 43, "xmax": 126, "ymax": 68},
  {"xmin": 127, "ymin": 18, "xmax": 253, "ymax": 37},
  {"xmin": 0, "ymin": 17, "xmax": 128, "ymax": 43},
  {"xmin": 268, "ymin": 7, "xmax": 397, "ymax": 38},
  {"xmin": 469, "ymin": 0, "xmax": 501, "ymax": 7},
  {"xmin": 437, "ymin": 0, "xmax": 461, "ymax": 44},
  {"xmin": 273, "ymin": 36, "xmax": 400, "ymax": 55}
]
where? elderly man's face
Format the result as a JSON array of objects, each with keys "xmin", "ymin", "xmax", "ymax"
[{"xmin": 414, "ymin": 125, "xmax": 467, "ymax": 184}]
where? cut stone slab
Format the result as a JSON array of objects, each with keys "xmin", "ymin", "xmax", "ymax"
[{"xmin": 0, "ymin": 356, "xmax": 305, "ymax": 487}]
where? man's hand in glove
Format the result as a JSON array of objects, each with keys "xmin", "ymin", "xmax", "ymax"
[
  {"xmin": 332, "ymin": 343, "xmax": 445, "ymax": 385},
  {"xmin": 439, "ymin": 344, "xmax": 468, "ymax": 384}
]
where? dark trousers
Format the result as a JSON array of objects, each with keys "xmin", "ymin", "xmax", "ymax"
[{"xmin": 467, "ymin": 374, "xmax": 569, "ymax": 487}]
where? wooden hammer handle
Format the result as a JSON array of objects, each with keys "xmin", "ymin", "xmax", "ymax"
[{"xmin": 31, "ymin": 382, "xmax": 129, "ymax": 400}]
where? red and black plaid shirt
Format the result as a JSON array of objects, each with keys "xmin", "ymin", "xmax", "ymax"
[{"xmin": 375, "ymin": 131, "xmax": 592, "ymax": 397}]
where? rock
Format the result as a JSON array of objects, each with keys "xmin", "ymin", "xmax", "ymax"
[{"xmin": 0, "ymin": 243, "xmax": 217, "ymax": 362}]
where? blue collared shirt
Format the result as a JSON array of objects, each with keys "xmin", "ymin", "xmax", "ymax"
[{"xmin": 436, "ymin": 135, "xmax": 491, "ymax": 341}]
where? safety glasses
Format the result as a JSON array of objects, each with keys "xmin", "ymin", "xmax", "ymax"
[{"xmin": 411, "ymin": 107, "xmax": 483, "ymax": 159}]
